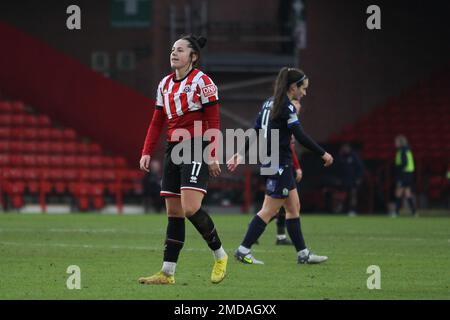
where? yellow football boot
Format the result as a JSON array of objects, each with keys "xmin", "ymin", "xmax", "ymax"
[
  {"xmin": 211, "ymin": 255, "xmax": 228, "ymax": 284},
  {"xmin": 138, "ymin": 271, "xmax": 175, "ymax": 285}
]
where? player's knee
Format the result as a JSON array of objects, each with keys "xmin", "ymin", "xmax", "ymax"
[
  {"xmin": 182, "ymin": 203, "xmax": 201, "ymax": 217},
  {"xmin": 167, "ymin": 209, "xmax": 184, "ymax": 218},
  {"xmin": 285, "ymin": 209, "xmax": 299, "ymax": 219}
]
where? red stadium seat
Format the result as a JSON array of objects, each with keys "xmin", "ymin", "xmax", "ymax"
[
  {"xmin": 24, "ymin": 115, "xmax": 39, "ymax": 127},
  {"xmin": 23, "ymin": 128, "xmax": 38, "ymax": 140},
  {"xmin": 0, "ymin": 102, "xmax": 12, "ymax": 113},
  {"xmin": 11, "ymin": 115, "xmax": 25, "ymax": 126},
  {"xmin": 54, "ymin": 182, "xmax": 67, "ymax": 194},
  {"xmin": 10, "ymin": 141, "xmax": 24, "ymax": 153},
  {"xmin": 0, "ymin": 141, "xmax": 10, "ymax": 153},
  {"xmin": 37, "ymin": 128, "xmax": 51, "ymax": 140},
  {"xmin": 69, "ymin": 182, "xmax": 90, "ymax": 211},
  {"xmin": 50, "ymin": 129, "xmax": 63, "ymax": 141},
  {"xmin": 102, "ymin": 170, "xmax": 116, "ymax": 182},
  {"xmin": 90, "ymin": 170, "xmax": 103, "ymax": 182},
  {"xmin": 114, "ymin": 157, "xmax": 127, "ymax": 168},
  {"xmin": 77, "ymin": 143, "xmax": 90, "ymax": 155},
  {"xmin": 37, "ymin": 142, "xmax": 51, "ymax": 154},
  {"xmin": 63, "ymin": 142, "xmax": 77, "ymax": 155},
  {"xmin": 91, "ymin": 183, "xmax": 105, "ymax": 210},
  {"xmin": 21, "ymin": 141, "xmax": 37, "ymax": 154},
  {"xmin": 63, "ymin": 169, "xmax": 78, "ymax": 182},
  {"xmin": 0, "ymin": 128, "xmax": 10, "ymax": 139},
  {"xmin": 77, "ymin": 156, "xmax": 90, "ymax": 168},
  {"xmin": 89, "ymin": 156, "xmax": 102, "ymax": 168},
  {"xmin": 11, "ymin": 102, "xmax": 26, "ymax": 114},
  {"xmin": 37, "ymin": 115, "xmax": 51, "ymax": 127},
  {"xmin": 62, "ymin": 156, "xmax": 76, "ymax": 168},
  {"xmin": 89, "ymin": 143, "xmax": 102, "ymax": 155},
  {"xmin": 49, "ymin": 156, "xmax": 63, "ymax": 168},
  {"xmin": 23, "ymin": 156, "xmax": 37, "ymax": 167},
  {"xmin": 48, "ymin": 169, "xmax": 64, "ymax": 181},
  {"xmin": 0, "ymin": 154, "xmax": 11, "ymax": 167},
  {"xmin": 49, "ymin": 142, "xmax": 64, "ymax": 154},
  {"xmin": 35, "ymin": 155, "xmax": 50, "ymax": 167},
  {"xmin": 62, "ymin": 128, "xmax": 77, "ymax": 141},
  {"xmin": 0, "ymin": 114, "xmax": 12, "ymax": 125},
  {"xmin": 101, "ymin": 156, "xmax": 115, "ymax": 168},
  {"xmin": 4, "ymin": 181, "xmax": 26, "ymax": 208}
]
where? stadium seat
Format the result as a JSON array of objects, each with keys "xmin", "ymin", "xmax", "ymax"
[
  {"xmin": 0, "ymin": 102, "xmax": 12, "ymax": 113},
  {"xmin": 63, "ymin": 142, "xmax": 78, "ymax": 155},
  {"xmin": 0, "ymin": 114, "xmax": 12, "ymax": 125},
  {"xmin": 11, "ymin": 102, "xmax": 26, "ymax": 114},
  {"xmin": 89, "ymin": 144, "xmax": 102, "ymax": 155},
  {"xmin": 37, "ymin": 115, "xmax": 51, "ymax": 127},
  {"xmin": 24, "ymin": 115, "xmax": 39, "ymax": 127},
  {"xmin": 91, "ymin": 183, "xmax": 105, "ymax": 210},
  {"xmin": 62, "ymin": 128, "xmax": 77, "ymax": 141}
]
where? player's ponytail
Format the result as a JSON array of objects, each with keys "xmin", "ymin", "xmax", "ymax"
[
  {"xmin": 181, "ymin": 34, "xmax": 207, "ymax": 67},
  {"xmin": 271, "ymin": 67, "xmax": 307, "ymax": 120}
]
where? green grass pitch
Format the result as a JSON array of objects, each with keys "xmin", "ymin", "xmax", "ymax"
[{"xmin": 0, "ymin": 213, "xmax": 449, "ymax": 300}]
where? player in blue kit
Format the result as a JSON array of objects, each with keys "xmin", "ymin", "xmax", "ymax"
[{"xmin": 227, "ymin": 67, "xmax": 333, "ymax": 265}]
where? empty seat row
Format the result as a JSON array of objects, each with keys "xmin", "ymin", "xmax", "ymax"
[
  {"xmin": 0, "ymin": 114, "xmax": 51, "ymax": 127},
  {"xmin": 0, "ymin": 155, "xmax": 128, "ymax": 168},
  {"xmin": 0, "ymin": 128, "xmax": 76, "ymax": 140},
  {"xmin": 0, "ymin": 101, "xmax": 26, "ymax": 114},
  {"xmin": 1, "ymin": 168, "xmax": 143, "ymax": 182},
  {"xmin": 0, "ymin": 141, "xmax": 101, "ymax": 154}
]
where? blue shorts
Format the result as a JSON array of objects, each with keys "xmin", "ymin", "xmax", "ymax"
[{"xmin": 265, "ymin": 164, "xmax": 296, "ymax": 199}]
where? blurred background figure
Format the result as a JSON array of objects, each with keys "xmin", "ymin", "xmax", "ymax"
[
  {"xmin": 142, "ymin": 160, "xmax": 163, "ymax": 213},
  {"xmin": 393, "ymin": 135, "xmax": 416, "ymax": 217},
  {"xmin": 336, "ymin": 143, "xmax": 365, "ymax": 216}
]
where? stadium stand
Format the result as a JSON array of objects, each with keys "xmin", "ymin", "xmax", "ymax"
[
  {"xmin": 0, "ymin": 100, "xmax": 144, "ymax": 213},
  {"xmin": 329, "ymin": 69, "xmax": 450, "ymax": 208}
]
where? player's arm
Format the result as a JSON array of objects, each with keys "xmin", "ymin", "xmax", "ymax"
[
  {"xmin": 199, "ymin": 74, "xmax": 221, "ymax": 177},
  {"xmin": 289, "ymin": 123, "xmax": 333, "ymax": 167},
  {"xmin": 203, "ymin": 102, "xmax": 221, "ymax": 177},
  {"xmin": 140, "ymin": 106, "xmax": 165, "ymax": 172}
]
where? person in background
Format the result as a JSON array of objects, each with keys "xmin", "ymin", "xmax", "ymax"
[
  {"xmin": 393, "ymin": 135, "xmax": 417, "ymax": 217},
  {"xmin": 337, "ymin": 143, "xmax": 365, "ymax": 216}
]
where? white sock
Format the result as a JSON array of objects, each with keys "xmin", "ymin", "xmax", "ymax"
[
  {"xmin": 277, "ymin": 234, "xmax": 287, "ymax": 240},
  {"xmin": 238, "ymin": 245, "xmax": 250, "ymax": 255},
  {"xmin": 161, "ymin": 262, "xmax": 176, "ymax": 276},
  {"xmin": 213, "ymin": 246, "xmax": 227, "ymax": 260},
  {"xmin": 298, "ymin": 248, "xmax": 309, "ymax": 258}
]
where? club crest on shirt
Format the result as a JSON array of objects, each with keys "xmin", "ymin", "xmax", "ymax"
[
  {"xmin": 184, "ymin": 85, "xmax": 191, "ymax": 93},
  {"xmin": 202, "ymin": 84, "xmax": 217, "ymax": 98}
]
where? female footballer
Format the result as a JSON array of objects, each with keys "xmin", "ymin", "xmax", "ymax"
[
  {"xmin": 138, "ymin": 35, "xmax": 227, "ymax": 284},
  {"xmin": 227, "ymin": 67, "xmax": 333, "ymax": 265}
]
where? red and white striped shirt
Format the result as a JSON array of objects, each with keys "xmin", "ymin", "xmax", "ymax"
[
  {"xmin": 156, "ymin": 68, "xmax": 219, "ymax": 118},
  {"xmin": 141, "ymin": 68, "xmax": 220, "ymax": 156}
]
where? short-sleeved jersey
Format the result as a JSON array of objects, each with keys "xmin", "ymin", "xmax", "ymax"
[
  {"xmin": 254, "ymin": 96, "xmax": 300, "ymax": 166},
  {"xmin": 155, "ymin": 68, "xmax": 219, "ymax": 140}
]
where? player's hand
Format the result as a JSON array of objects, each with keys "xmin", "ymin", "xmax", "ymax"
[
  {"xmin": 295, "ymin": 169, "xmax": 303, "ymax": 182},
  {"xmin": 140, "ymin": 155, "xmax": 151, "ymax": 172},
  {"xmin": 322, "ymin": 152, "xmax": 334, "ymax": 167},
  {"xmin": 208, "ymin": 160, "xmax": 221, "ymax": 178},
  {"xmin": 226, "ymin": 153, "xmax": 243, "ymax": 172}
]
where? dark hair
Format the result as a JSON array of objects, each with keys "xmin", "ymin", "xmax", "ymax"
[
  {"xmin": 271, "ymin": 67, "xmax": 307, "ymax": 120},
  {"xmin": 180, "ymin": 34, "xmax": 207, "ymax": 67}
]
